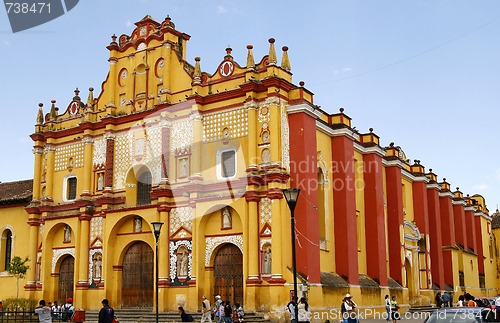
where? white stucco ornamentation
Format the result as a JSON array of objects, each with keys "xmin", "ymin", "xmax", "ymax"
[
  {"xmin": 205, "ymin": 235, "xmax": 243, "ymax": 266},
  {"xmin": 171, "ymin": 118, "xmax": 194, "ymax": 154},
  {"xmin": 92, "ymin": 136, "xmax": 106, "ymax": 166},
  {"xmin": 170, "ymin": 207, "xmax": 194, "ymax": 234},
  {"xmin": 52, "ymin": 248, "xmax": 75, "ymax": 273},
  {"xmin": 54, "ymin": 142, "xmax": 85, "ymax": 171},
  {"xmin": 281, "ymin": 104, "xmax": 290, "ymax": 171},
  {"xmin": 202, "ymin": 107, "xmax": 248, "ymax": 142},
  {"xmin": 113, "ymin": 132, "xmax": 132, "ymax": 189},
  {"xmin": 169, "ymin": 240, "xmax": 192, "ymax": 282},
  {"xmin": 90, "ymin": 217, "xmax": 104, "ymax": 243},
  {"xmin": 260, "ymin": 198, "xmax": 272, "ymax": 225}
]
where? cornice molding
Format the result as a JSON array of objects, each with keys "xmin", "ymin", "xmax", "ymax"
[{"xmin": 287, "ymin": 103, "xmax": 322, "ymax": 119}]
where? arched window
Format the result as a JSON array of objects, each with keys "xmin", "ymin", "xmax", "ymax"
[
  {"xmin": 2, "ymin": 229, "xmax": 13, "ymax": 271},
  {"xmin": 137, "ymin": 171, "xmax": 152, "ymax": 206}
]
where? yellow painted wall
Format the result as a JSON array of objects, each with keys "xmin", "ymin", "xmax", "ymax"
[{"xmin": 0, "ymin": 205, "xmax": 31, "ymax": 299}]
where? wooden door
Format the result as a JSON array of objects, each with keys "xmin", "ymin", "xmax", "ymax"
[
  {"xmin": 214, "ymin": 244, "xmax": 243, "ymax": 305},
  {"xmin": 58, "ymin": 256, "xmax": 74, "ymax": 305},
  {"xmin": 122, "ymin": 241, "xmax": 154, "ymax": 307}
]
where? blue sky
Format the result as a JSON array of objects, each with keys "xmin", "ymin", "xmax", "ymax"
[{"xmin": 1, "ymin": 1, "xmax": 499, "ymax": 212}]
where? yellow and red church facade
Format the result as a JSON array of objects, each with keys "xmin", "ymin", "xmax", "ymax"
[{"xmin": 0, "ymin": 15, "xmax": 499, "ymax": 314}]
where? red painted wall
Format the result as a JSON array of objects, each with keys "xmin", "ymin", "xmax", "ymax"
[
  {"xmin": 412, "ymin": 182, "xmax": 430, "ymax": 235},
  {"xmin": 363, "ymin": 153, "xmax": 388, "ymax": 286},
  {"xmin": 427, "ymin": 187, "xmax": 445, "ymax": 289},
  {"xmin": 331, "ymin": 135, "xmax": 359, "ymax": 284},
  {"xmin": 288, "ymin": 112, "xmax": 321, "ymax": 283},
  {"xmin": 439, "ymin": 195, "xmax": 456, "ymax": 247},
  {"xmin": 466, "ymin": 210, "xmax": 477, "ymax": 253},
  {"xmin": 452, "ymin": 203, "xmax": 468, "ymax": 250},
  {"xmin": 386, "ymin": 166, "xmax": 404, "ymax": 284},
  {"xmin": 473, "ymin": 214, "xmax": 484, "ymax": 274}
]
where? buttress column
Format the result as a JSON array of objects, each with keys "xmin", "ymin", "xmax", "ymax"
[
  {"xmin": 426, "ymin": 171, "xmax": 445, "ymax": 289},
  {"xmin": 384, "ymin": 154, "xmax": 404, "ymax": 285},
  {"xmin": 438, "ymin": 180, "xmax": 457, "ymax": 288},
  {"xmin": 331, "ymin": 129, "xmax": 359, "ymax": 284},
  {"xmin": 361, "ymin": 132, "xmax": 387, "ymax": 286}
]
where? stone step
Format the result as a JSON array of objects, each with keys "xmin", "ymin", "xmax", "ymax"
[
  {"xmin": 408, "ymin": 305, "xmax": 437, "ymax": 313},
  {"xmin": 83, "ymin": 309, "xmax": 270, "ymax": 323}
]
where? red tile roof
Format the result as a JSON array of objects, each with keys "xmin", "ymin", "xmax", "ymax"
[{"xmin": 0, "ymin": 179, "xmax": 33, "ymax": 205}]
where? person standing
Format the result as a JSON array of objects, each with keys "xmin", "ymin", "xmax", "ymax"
[
  {"xmin": 435, "ymin": 293, "xmax": 442, "ymax": 308},
  {"xmin": 51, "ymin": 301, "xmax": 60, "ymax": 320},
  {"xmin": 441, "ymin": 292, "xmax": 451, "ymax": 307},
  {"xmin": 384, "ymin": 295, "xmax": 391, "ymax": 321},
  {"xmin": 35, "ymin": 300, "xmax": 52, "ymax": 323},
  {"xmin": 201, "ymin": 296, "xmax": 213, "ymax": 323},
  {"xmin": 343, "ymin": 294, "xmax": 357, "ymax": 323},
  {"xmin": 390, "ymin": 296, "xmax": 400, "ymax": 323},
  {"xmin": 98, "ymin": 299, "xmax": 115, "ymax": 323},
  {"xmin": 214, "ymin": 295, "xmax": 222, "ymax": 323},
  {"xmin": 61, "ymin": 298, "xmax": 74, "ymax": 322},
  {"xmin": 297, "ymin": 297, "xmax": 310, "ymax": 323},
  {"xmin": 287, "ymin": 296, "xmax": 298, "ymax": 323}
]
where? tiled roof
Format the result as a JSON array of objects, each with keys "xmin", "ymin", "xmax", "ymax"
[
  {"xmin": 492, "ymin": 209, "xmax": 500, "ymax": 229},
  {"xmin": 0, "ymin": 179, "xmax": 33, "ymax": 205}
]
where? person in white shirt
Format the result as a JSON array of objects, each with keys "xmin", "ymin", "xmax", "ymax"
[{"xmin": 34, "ymin": 300, "xmax": 52, "ymax": 323}]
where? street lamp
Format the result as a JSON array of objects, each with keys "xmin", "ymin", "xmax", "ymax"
[
  {"xmin": 151, "ymin": 221, "xmax": 164, "ymax": 323},
  {"xmin": 282, "ymin": 188, "xmax": 300, "ymax": 323}
]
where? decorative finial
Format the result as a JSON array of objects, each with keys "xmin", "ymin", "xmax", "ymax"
[
  {"xmin": 281, "ymin": 46, "xmax": 291, "ymax": 71},
  {"xmin": 268, "ymin": 38, "xmax": 277, "ymax": 65},
  {"xmin": 193, "ymin": 57, "xmax": 202, "ymax": 85},
  {"xmin": 299, "ymin": 81, "xmax": 305, "ymax": 87},
  {"xmin": 246, "ymin": 45, "xmax": 255, "ymax": 70},
  {"xmin": 339, "ymin": 107, "xmax": 344, "ymax": 113},
  {"xmin": 50, "ymin": 99, "xmax": 57, "ymax": 120},
  {"xmin": 369, "ymin": 128, "xmax": 373, "ymax": 133},
  {"xmin": 429, "ymin": 168, "xmax": 432, "ymax": 172},
  {"xmin": 73, "ymin": 87, "xmax": 81, "ymax": 101},
  {"xmin": 443, "ymin": 178, "xmax": 446, "ymax": 182},
  {"xmin": 36, "ymin": 103, "xmax": 44, "ymax": 124},
  {"xmin": 390, "ymin": 142, "xmax": 395, "ymax": 147},
  {"xmin": 456, "ymin": 187, "xmax": 460, "ymax": 191},
  {"xmin": 224, "ymin": 47, "xmax": 233, "ymax": 61},
  {"xmin": 111, "ymin": 34, "xmax": 117, "ymax": 45},
  {"xmin": 86, "ymin": 87, "xmax": 94, "ymax": 111}
]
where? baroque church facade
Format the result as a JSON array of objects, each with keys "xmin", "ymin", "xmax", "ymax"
[{"xmin": 0, "ymin": 15, "xmax": 499, "ymax": 314}]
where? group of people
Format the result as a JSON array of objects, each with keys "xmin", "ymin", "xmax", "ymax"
[
  {"xmin": 384, "ymin": 295, "xmax": 400, "ymax": 323},
  {"xmin": 286, "ymin": 296, "xmax": 311, "ymax": 323},
  {"xmin": 34, "ymin": 298, "xmax": 75, "ymax": 322},
  {"xmin": 434, "ymin": 292, "xmax": 453, "ymax": 308},
  {"xmin": 180, "ymin": 295, "xmax": 245, "ymax": 323},
  {"xmin": 35, "ymin": 298, "xmax": 115, "ymax": 323}
]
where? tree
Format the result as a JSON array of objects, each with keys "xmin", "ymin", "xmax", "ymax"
[{"xmin": 7, "ymin": 256, "xmax": 30, "ymax": 298}]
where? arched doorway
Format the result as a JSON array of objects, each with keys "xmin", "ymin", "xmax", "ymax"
[
  {"xmin": 58, "ymin": 256, "xmax": 74, "ymax": 305},
  {"xmin": 122, "ymin": 241, "xmax": 154, "ymax": 307},
  {"xmin": 214, "ymin": 244, "xmax": 243, "ymax": 305},
  {"xmin": 405, "ymin": 258, "xmax": 415, "ymax": 300}
]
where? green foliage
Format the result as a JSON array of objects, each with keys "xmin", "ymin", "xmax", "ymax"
[
  {"xmin": 7, "ymin": 256, "xmax": 30, "ymax": 278},
  {"xmin": 2, "ymin": 298, "xmax": 38, "ymax": 311},
  {"xmin": 7, "ymin": 256, "xmax": 30, "ymax": 298}
]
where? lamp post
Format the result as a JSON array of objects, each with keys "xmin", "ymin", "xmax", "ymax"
[
  {"xmin": 282, "ymin": 188, "xmax": 300, "ymax": 323},
  {"xmin": 151, "ymin": 221, "xmax": 164, "ymax": 323}
]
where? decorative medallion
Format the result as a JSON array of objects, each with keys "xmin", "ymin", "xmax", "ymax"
[
  {"xmin": 219, "ymin": 61, "xmax": 234, "ymax": 77},
  {"xmin": 68, "ymin": 101, "xmax": 79, "ymax": 116}
]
